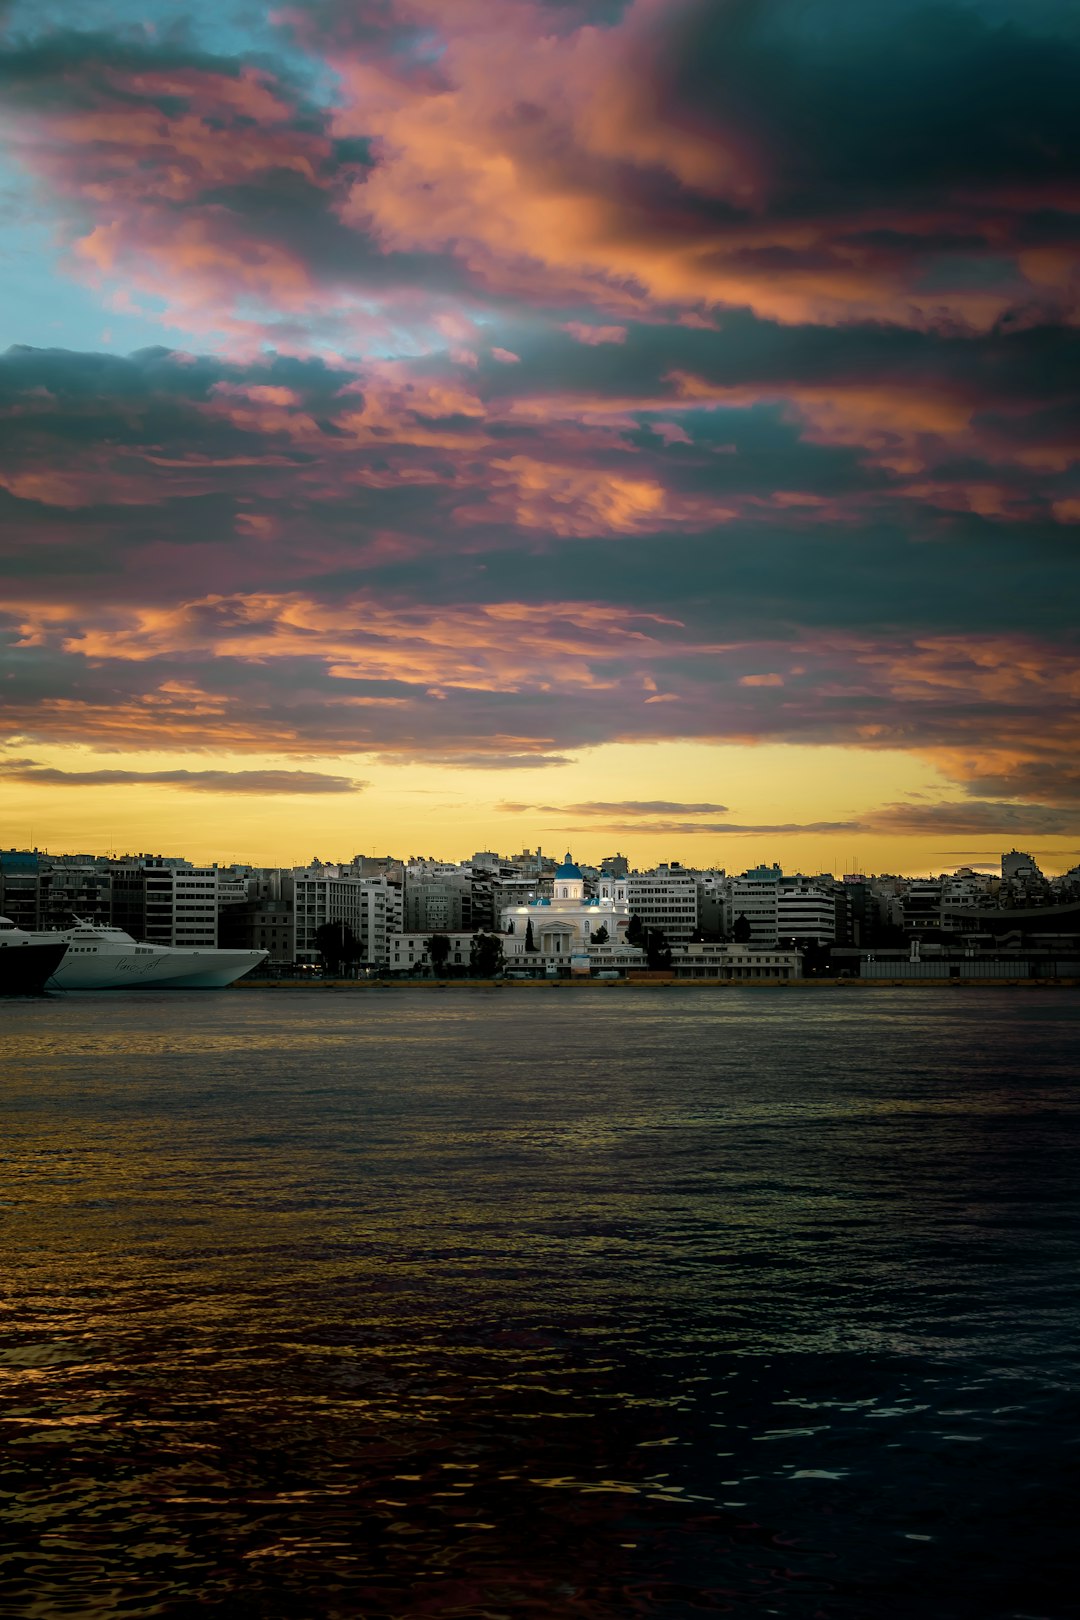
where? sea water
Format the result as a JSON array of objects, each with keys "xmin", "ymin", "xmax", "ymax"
[{"xmin": 1, "ymin": 988, "xmax": 1077, "ymax": 1618}]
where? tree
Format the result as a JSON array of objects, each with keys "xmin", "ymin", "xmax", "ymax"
[
  {"xmin": 732, "ymin": 913, "xmax": 752, "ymax": 944},
  {"xmin": 626, "ymin": 912, "xmax": 645, "ymax": 947},
  {"xmin": 592, "ymin": 924, "xmax": 609, "ymax": 945},
  {"xmin": 646, "ymin": 927, "xmax": 672, "ymax": 970},
  {"xmin": 470, "ymin": 931, "xmax": 504, "ymax": 978},
  {"xmin": 425, "ymin": 932, "xmax": 452, "ymax": 975},
  {"xmin": 524, "ymin": 917, "xmax": 538, "ymax": 953},
  {"xmin": 315, "ymin": 920, "xmax": 360, "ymax": 976}
]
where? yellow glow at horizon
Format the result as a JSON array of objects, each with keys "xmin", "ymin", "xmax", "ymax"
[{"xmin": 0, "ymin": 739, "xmax": 1071, "ymax": 875}]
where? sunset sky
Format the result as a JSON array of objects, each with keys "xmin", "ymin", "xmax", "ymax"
[{"xmin": 1, "ymin": 0, "xmax": 1078, "ymax": 873}]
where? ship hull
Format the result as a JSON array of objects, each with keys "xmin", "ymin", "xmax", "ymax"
[
  {"xmin": 49, "ymin": 947, "xmax": 266, "ymax": 991},
  {"xmin": 0, "ymin": 940, "xmax": 68, "ymax": 995}
]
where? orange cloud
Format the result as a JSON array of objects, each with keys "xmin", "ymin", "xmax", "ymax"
[
  {"xmin": 30, "ymin": 591, "xmax": 694, "ymax": 699},
  {"xmin": 562, "ymin": 323, "xmax": 628, "ymax": 345},
  {"xmin": 453, "ymin": 455, "xmax": 734, "ymax": 535},
  {"xmin": 0, "ymin": 0, "xmax": 1075, "ymax": 353}
]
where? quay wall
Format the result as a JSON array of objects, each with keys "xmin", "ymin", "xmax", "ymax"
[{"xmin": 233, "ymin": 976, "xmax": 1080, "ymax": 990}]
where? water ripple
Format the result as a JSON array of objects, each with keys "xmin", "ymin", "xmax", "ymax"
[{"xmin": 1, "ymin": 989, "xmax": 1078, "ymax": 1617}]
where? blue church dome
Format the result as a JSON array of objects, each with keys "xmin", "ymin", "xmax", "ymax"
[{"xmin": 554, "ymin": 851, "xmax": 583, "ymax": 880}]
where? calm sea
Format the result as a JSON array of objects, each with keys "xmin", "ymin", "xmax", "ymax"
[{"xmin": 1, "ymin": 988, "xmax": 1078, "ymax": 1619}]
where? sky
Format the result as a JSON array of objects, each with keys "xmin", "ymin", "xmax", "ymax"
[{"xmin": 1, "ymin": 0, "xmax": 1078, "ymax": 874}]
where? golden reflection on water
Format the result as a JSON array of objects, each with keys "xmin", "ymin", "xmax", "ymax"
[{"xmin": 1, "ymin": 990, "xmax": 1078, "ymax": 1617}]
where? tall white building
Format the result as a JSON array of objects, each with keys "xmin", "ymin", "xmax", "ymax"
[
  {"xmin": 142, "ymin": 865, "xmax": 220, "ymax": 948},
  {"xmin": 777, "ymin": 882, "xmax": 836, "ymax": 945},
  {"xmin": 290, "ymin": 867, "xmax": 393, "ymax": 966},
  {"xmin": 627, "ymin": 863, "xmax": 699, "ymax": 944},
  {"xmin": 729, "ymin": 864, "xmax": 782, "ymax": 946}
]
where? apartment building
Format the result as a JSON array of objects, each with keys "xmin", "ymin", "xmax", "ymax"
[
  {"xmin": 628, "ymin": 863, "xmax": 700, "ymax": 945},
  {"xmin": 290, "ymin": 867, "xmax": 392, "ymax": 965},
  {"xmin": 402, "ymin": 868, "xmax": 472, "ymax": 933},
  {"xmin": 777, "ymin": 881, "xmax": 837, "ymax": 945},
  {"xmin": 901, "ymin": 879, "xmax": 944, "ymax": 933},
  {"xmin": 139, "ymin": 865, "xmax": 220, "ymax": 947},
  {"xmin": 218, "ymin": 898, "xmax": 296, "ymax": 964},
  {"xmin": 729, "ymin": 863, "xmax": 782, "ymax": 946},
  {"xmin": 0, "ymin": 848, "xmax": 48, "ymax": 929}
]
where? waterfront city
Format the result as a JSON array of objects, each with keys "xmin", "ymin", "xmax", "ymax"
[{"xmin": 4, "ymin": 844, "xmax": 1079, "ymax": 984}]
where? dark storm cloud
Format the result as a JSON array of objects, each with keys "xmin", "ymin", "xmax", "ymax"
[{"xmin": 657, "ymin": 0, "xmax": 1080, "ymax": 199}]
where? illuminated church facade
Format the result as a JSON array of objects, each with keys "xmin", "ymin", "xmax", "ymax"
[{"xmin": 499, "ymin": 853, "xmax": 632, "ymax": 958}]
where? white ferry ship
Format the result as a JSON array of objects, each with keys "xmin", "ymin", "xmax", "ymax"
[{"xmin": 42, "ymin": 920, "xmax": 267, "ymax": 991}]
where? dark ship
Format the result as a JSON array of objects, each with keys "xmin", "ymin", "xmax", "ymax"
[{"xmin": 0, "ymin": 917, "xmax": 69, "ymax": 995}]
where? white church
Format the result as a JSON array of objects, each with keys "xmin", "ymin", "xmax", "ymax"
[{"xmin": 499, "ymin": 853, "xmax": 639, "ymax": 966}]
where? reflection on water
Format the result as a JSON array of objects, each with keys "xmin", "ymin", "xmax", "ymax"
[{"xmin": 1, "ymin": 990, "xmax": 1078, "ymax": 1618}]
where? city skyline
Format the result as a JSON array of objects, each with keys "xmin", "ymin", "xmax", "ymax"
[
  {"xmin": 6, "ymin": 838, "xmax": 1074, "ymax": 983},
  {"xmin": 2, "ymin": 1, "xmax": 1079, "ymax": 875},
  {"xmin": 3, "ymin": 835, "xmax": 1073, "ymax": 884}
]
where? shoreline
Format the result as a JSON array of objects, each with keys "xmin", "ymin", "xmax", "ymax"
[{"xmin": 234, "ymin": 976, "xmax": 1080, "ymax": 990}]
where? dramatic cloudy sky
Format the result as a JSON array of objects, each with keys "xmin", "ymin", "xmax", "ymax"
[{"xmin": 1, "ymin": 0, "xmax": 1078, "ymax": 870}]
